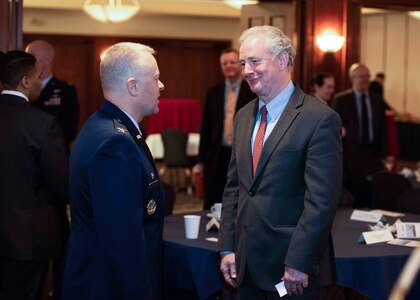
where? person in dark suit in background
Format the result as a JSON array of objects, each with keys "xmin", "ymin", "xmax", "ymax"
[
  {"xmin": 218, "ymin": 26, "xmax": 342, "ymax": 299},
  {"xmin": 194, "ymin": 48, "xmax": 256, "ymax": 209},
  {"xmin": 26, "ymin": 40, "xmax": 80, "ymax": 148},
  {"xmin": 59, "ymin": 42, "xmax": 165, "ymax": 300},
  {"xmin": 369, "ymin": 72, "xmax": 393, "ymax": 111},
  {"xmin": 369, "ymin": 72, "xmax": 385, "ymax": 99},
  {"xmin": 310, "ymin": 72, "xmax": 335, "ymax": 105},
  {"xmin": 0, "ymin": 50, "xmax": 69, "ymax": 300},
  {"xmin": 332, "ymin": 63, "xmax": 387, "ymax": 208}
]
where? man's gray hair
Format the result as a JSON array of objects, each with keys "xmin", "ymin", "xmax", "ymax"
[
  {"xmin": 348, "ymin": 63, "xmax": 366, "ymax": 78},
  {"xmin": 100, "ymin": 42, "xmax": 156, "ymax": 93},
  {"xmin": 239, "ymin": 25, "xmax": 296, "ymax": 69}
]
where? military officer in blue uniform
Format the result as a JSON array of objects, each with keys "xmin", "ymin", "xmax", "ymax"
[
  {"xmin": 59, "ymin": 42, "xmax": 165, "ymax": 300},
  {"xmin": 26, "ymin": 40, "xmax": 80, "ymax": 147}
]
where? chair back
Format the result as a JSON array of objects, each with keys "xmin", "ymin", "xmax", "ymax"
[
  {"xmin": 371, "ymin": 172, "xmax": 413, "ymax": 211},
  {"xmin": 161, "ymin": 128, "xmax": 188, "ymax": 167},
  {"xmin": 398, "ymin": 188, "xmax": 420, "ymax": 214}
]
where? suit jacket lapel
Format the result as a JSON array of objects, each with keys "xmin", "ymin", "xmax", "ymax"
[
  {"xmin": 252, "ymin": 85, "xmax": 303, "ymax": 180},
  {"xmin": 242, "ymin": 101, "xmax": 259, "ymax": 181}
]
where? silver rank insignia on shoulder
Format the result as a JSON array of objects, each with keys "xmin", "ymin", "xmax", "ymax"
[
  {"xmin": 147, "ymin": 199, "xmax": 157, "ymax": 215},
  {"xmin": 151, "ymin": 172, "xmax": 155, "ymax": 179},
  {"xmin": 116, "ymin": 127, "xmax": 127, "ymax": 133}
]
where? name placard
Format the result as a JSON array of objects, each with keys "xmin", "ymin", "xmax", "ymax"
[
  {"xmin": 350, "ymin": 210, "xmax": 384, "ymax": 223},
  {"xmin": 362, "ymin": 229, "xmax": 394, "ymax": 244},
  {"xmin": 206, "ymin": 217, "xmax": 220, "ymax": 232}
]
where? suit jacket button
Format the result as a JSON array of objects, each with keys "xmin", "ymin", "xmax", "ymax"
[{"xmin": 248, "ymin": 191, "xmax": 254, "ymax": 197}]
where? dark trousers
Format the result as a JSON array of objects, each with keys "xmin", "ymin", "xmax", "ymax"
[
  {"xmin": 238, "ymin": 266, "xmax": 325, "ymax": 300},
  {"xmin": 203, "ymin": 145, "xmax": 232, "ymax": 209},
  {"xmin": 0, "ymin": 256, "xmax": 49, "ymax": 300}
]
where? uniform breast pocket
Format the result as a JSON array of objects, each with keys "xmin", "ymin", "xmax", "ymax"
[{"xmin": 148, "ymin": 179, "xmax": 160, "ymax": 190}]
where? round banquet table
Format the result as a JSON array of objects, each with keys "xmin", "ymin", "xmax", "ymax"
[{"xmin": 163, "ymin": 209, "xmax": 420, "ymax": 300}]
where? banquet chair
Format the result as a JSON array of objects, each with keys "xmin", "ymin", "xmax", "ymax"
[
  {"xmin": 159, "ymin": 128, "xmax": 192, "ymax": 193},
  {"xmin": 371, "ymin": 172, "xmax": 413, "ymax": 211},
  {"xmin": 398, "ymin": 188, "xmax": 420, "ymax": 214}
]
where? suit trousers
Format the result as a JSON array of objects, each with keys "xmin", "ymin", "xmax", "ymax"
[
  {"xmin": 0, "ymin": 256, "xmax": 49, "ymax": 300},
  {"xmin": 238, "ymin": 265, "xmax": 326, "ymax": 300},
  {"xmin": 203, "ymin": 145, "xmax": 232, "ymax": 209}
]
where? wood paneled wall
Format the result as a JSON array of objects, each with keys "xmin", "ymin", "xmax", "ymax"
[
  {"xmin": 299, "ymin": 0, "xmax": 420, "ymax": 93},
  {"xmin": 361, "ymin": 12, "xmax": 420, "ymax": 117},
  {"xmin": 0, "ymin": 0, "xmax": 22, "ymax": 51},
  {"xmin": 24, "ymin": 34, "xmax": 229, "ymax": 133}
]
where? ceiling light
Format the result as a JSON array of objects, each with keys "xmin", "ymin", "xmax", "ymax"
[
  {"xmin": 83, "ymin": 0, "xmax": 141, "ymax": 23},
  {"xmin": 223, "ymin": 0, "xmax": 259, "ymax": 10},
  {"xmin": 408, "ymin": 11, "xmax": 420, "ymax": 21}
]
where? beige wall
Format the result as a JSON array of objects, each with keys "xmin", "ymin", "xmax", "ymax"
[
  {"xmin": 23, "ymin": 8, "xmax": 241, "ymax": 47},
  {"xmin": 361, "ymin": 12, "xmax": 420, "ymax": 118}
]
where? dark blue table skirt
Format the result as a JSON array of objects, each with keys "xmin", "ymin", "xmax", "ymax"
[
  {"xmin": 163, "ymin": 209, "xmax": 420, "ymax": 300},
  {"xmin": 163, "ymin": 212, "xmax": 221, "ymax": 299}
]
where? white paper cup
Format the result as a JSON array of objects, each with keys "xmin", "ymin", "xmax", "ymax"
[
  {"xmin": 184, "ymin": 215, "xmax": 201, "ymax": 239},
  {"xmin": 211, "ymin": 203, "xmax": 222, "ymax": 220}
]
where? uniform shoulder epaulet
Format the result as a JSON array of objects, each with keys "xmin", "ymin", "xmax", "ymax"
[{"xmin": 113, "ymin": 118, "xmax": 128, "ymax": 134}]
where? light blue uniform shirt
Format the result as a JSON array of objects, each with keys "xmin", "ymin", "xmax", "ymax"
[{"xmin": 251, "ymin": 80, "xmax": 295, "ymax": 153}]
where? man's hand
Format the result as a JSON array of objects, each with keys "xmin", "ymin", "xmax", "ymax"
[
  {"xmin": 282, "ymin": 266, "xmax": 309, "ymax": 296},
  {"xmin": 220, "ymin": 253, "xmax": 238, "ymax": 288}
]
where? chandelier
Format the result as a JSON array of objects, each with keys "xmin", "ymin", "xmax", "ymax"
[
  {"xmin": 83, "ymin": 0, "xmax": 141, "ymax": 23},
  {"xmin": 223, "ymin": 0, "xmax": 258, "ymax": 10}
]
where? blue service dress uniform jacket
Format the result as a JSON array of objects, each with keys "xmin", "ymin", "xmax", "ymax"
[{"xmin": 59, "ymin": 100, "xmax": 164, "ymax": 300}]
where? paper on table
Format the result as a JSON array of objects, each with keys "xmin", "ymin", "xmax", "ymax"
[
  {"xmin": 205, "ymin": 237, "xmax": 218, "ymax": 242},
  {"xmin": 275, "ymin": 281, "xmax": 287, "ymax": 297},
  {"xmin": 388, "ymin": 239, "xmax": 420, "ymax": 247},
  {"xmin": 370, "ymin": 209, "xmax": 405, "ymax": 218}
]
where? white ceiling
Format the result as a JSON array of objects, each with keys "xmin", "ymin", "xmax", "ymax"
[{"xmin": 23, "ymin": 0, "xmax": 243, "ymax": 18}]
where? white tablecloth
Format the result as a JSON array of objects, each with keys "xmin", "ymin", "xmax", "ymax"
[{"xmin": 145, "ymin": 133, "xmax": 200, "ymax": 160}]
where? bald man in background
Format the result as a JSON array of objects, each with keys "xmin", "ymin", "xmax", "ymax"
[{"xmin": 26, "ymin": 40, "xmax": 80, "ymax": 148}]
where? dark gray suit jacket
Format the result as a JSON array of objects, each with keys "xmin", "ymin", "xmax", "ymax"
[{"xmin": 218, "ymin": 84, "xmax": 343, "ymax": 291}]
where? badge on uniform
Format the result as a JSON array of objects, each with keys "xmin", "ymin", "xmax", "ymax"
[
  {"xmin": 44, "ymin": 94, "xmax": 61, "ymax": 106},
  {"xmin": 147, "ymin": 199, "xmax": 157, "ymax": 215},
  {"xmin": 116, "ymin": 127, "xmax": 127, "ymax": 133}
]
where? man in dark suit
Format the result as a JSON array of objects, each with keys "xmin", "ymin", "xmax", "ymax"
[
  {"xmin": 59, "ymin": 42, "xmax": 165, "ymax": 300},
  {"xmin": 26, "ymin": 40, "xmax": 80, "ymax": 147},
  {"xmin": 194, "ymin": 48, "xmax": 256, "ymax": 209},
  {"xmin": 332, "ymin": 63, "xmax": 387, "ymax": 208},
  {"xmin": 0, "ymin": 51, "xmax": 69, "ymax": 300},
  {"xmin": 218, "ymin": 26, "xmax": 342, "ymax": 299}
]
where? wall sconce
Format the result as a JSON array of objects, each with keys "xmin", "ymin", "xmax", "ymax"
[
  {"xmin": 223, "ymin": 0, "xmax": 258, "ymax": 10},
  {"xmin": 316, "ymin": 32, "xmax": 345, "ymax": 53},
  {"xmin": 83, "ymin": 0, "xmax": 141, "ymax": 23}
]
